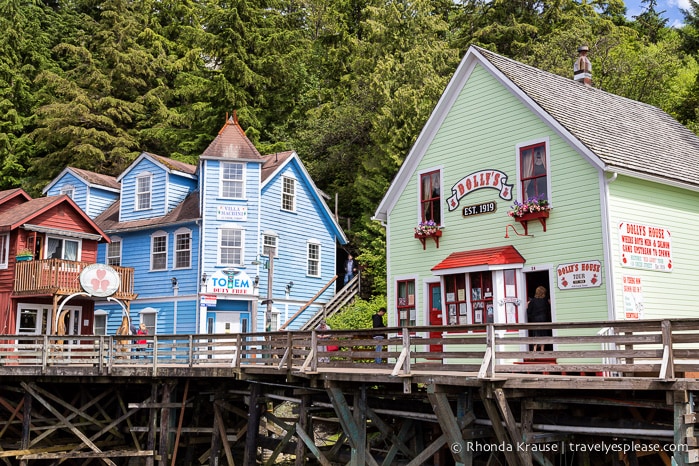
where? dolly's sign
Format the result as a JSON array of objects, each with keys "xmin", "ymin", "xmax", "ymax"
[
  {"xmin": 447, "ymin": 169, "xmax": 513, "ymax": 211},
  {"xmin": 557, "ymin": 260, "xmax": 602, "ymax": 290}
]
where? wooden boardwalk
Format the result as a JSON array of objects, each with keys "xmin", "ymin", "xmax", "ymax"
[{"xmin": 1, "ymin": 319, "xmax": 699, "ymax": 465}]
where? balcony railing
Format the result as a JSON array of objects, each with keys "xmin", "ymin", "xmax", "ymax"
[{"xmin": 14, "ymin": 259, "xmax": 136, "ymax": 300}]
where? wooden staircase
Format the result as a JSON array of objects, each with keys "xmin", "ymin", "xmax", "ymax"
[{"xmin": 300, "ymin": 273, "xmax": 360, "ymax": 330}]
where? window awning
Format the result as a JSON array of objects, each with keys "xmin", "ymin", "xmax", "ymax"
[
  {"xmin": 431, "ymin": 245, "xmax": 525, "ymax": 275},
  {"xmin": 22, "ymin": 224, "xmax": 103, "ymax": 241}
]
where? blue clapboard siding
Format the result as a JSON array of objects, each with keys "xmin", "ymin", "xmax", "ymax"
[
  {"xmin": 119, "ymin": 157, "xmax": 168, "ymax": 221},
  {"xmin": 199, "ymin": 159, "xmax": 263, "ymax": 271},
  {"xmin": 43, "ymin": 171, "xmax": 119, "ymax": 219},
  {"xmin": 256, "ymin": 156, "xmax": 342, "ymax": 331},
  {"xmin": 167, "ymin": 174, "xmax": 197, "ymax": 212},
  {"xmin": 96, "ymin": 299, "xmax": 198, "ymax": 335}
]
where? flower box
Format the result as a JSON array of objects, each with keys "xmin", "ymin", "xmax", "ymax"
[
  {"xmin": 515, "ymin": 210, "xmax": 549, "ymax": 235},
  {"xmin": 16, "ymin": 256, "xmax": 32, "ymax": 262},
  {"xmin": 414, "ymin": 229, "xmax": 442, "ymax": 250}
]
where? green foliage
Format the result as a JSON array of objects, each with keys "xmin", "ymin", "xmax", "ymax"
[{"xmin": 327, "ymin": 295, "xmax": 387, "ymax": 330}]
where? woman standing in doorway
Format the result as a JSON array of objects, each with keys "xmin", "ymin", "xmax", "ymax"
[{"xmin": 526, "ymin": 286, "xmax": 551, "ymax": 351}]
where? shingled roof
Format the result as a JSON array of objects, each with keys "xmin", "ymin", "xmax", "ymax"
[
  {"xmin": 474, "ymin": 46, "xmax": 699, "ymax": 188},
  {"xmin": 201, "ymin": 113, "xmax": 262, "ymax": 160},
  {"xmin": 95, "ymin": 191, "xmax": 201, "ymax": 233},
  {"xmin": 68, "ymin": 168, "xmax": 120, "ymax": 190}
]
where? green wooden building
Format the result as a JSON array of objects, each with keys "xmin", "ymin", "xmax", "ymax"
[{"xmin": 374, "ymin": 46, "xmax": 699, "ymax": 337}]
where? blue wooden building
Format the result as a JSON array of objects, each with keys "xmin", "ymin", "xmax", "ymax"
[{"xmin": 45, "ymin": 115, "xmax": 347, "ymax": 335}]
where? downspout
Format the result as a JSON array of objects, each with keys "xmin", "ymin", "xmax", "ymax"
[{"xmin": 603, "ymin": 171, "xmax": 618, "ymax": 321}]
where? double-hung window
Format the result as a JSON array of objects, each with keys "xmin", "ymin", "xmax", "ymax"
[
  {"xmin": 519, "ymin": 142, "xmax": 549, "ymax": 202},
  {"xmin": 307, "ymin": 241, "xmax": 320, "ymax": 277},
  {"xmin": 136, "ymin": 174, "xmax": 152, "ymax": 210},
  {"xmin": 60, "ymin": 185, "xmax": 75, "ymax": 199},
  {"xmin": 151, "ymin": 232, "xmax": 167, "ymax": 270},
  {"xmin": 221, "ymin": 162, "xmax": 244, "ymax": 198},
  {"xmin": 420, "ymin": 170, "xmax": 441, "ymax": 224},
  {"xmin": 281, "ymin": 177, "xmax": 295, "ymax": 212},
  {"xmin": 174, "ymin": 228, "xmax": 191, "ymax": 269},
  {"xmin": 0, "ymin": 233, "xmax": 8, "ymax": 269},
  {"xmin": 263, "ymin": 233, "xmax": 278, "ymax": 258},
  {"xmin": 107, "ymin": 238, "xmax": 121, "ymax": 266},
  {"xmin": 220, "ymin": 228, "xmax": 243, "ymax": 265}
]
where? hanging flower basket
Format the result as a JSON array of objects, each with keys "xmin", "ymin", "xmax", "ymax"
[
  {"xmin": 507, "ymin": 194, "xmax": 550, "ymax": 218},
  {"xmin": 414, "ymin": 221, "xmax": 442, "ymax": 249}
]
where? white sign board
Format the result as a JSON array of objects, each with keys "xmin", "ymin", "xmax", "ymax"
[
  {"xmin": 622, "ymin": 275, "xmax": 644, "ymax": 319},
  {"xmin": 619, "ymin": 222, "xmax": 672, "ymax": 272},
  {"xmin": 556, "ymin": 260, "xmax": 602, "ymax": 289},
  {"xmin": 216, "ymin": 205, "xmax": 248, "ymax": 221}
]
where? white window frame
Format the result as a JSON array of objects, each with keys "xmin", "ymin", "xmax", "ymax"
[
  {"xmin": 94, "ymin": 310, "xmax": 108, "ymax": 335},
  {"xmin": 0, "ymin": 233, "xmax": 8, "ymax": 269},
  {"xmin": 281, "ymin": 176, "xmax": 296, "ymax": 212},
  {"xmin": 150, "ymin": 231, "xmax": 168, "ymax": 271},
  {"xmin": 60, "ymin": 184, "xmax": 75, "ymax": 199},
  {"xmin": 220, "ymin": 162, "xmax": 245, "ymax": 199},
  {"xmin": 17, "ymin": 304, "xmax": 81, "ymax": 335},
  {"xmin": 140, "ymin": 308, "xmax": 158, "ymax": 335},
  {"xmin": 107, "ymin": 236, "xmax": 122, "ymax": 266},
  {"xmin": 262, "ymin": 232, "xmax": 278, "ymax": 258},
  {"xmin": 136, "ymin": 173, "xmax": 152, "ymax": 210},
  {"xmin": 306, "ymin": 240, "xmax": 321, "ymax": 277},
  {"xmin": 515, "ymin": 137, "xmax": 551, "ymax": 204},
  {"xmin": 46, "ymin": 236, "xmax": 81, "ymax": 261},
  {"xmin": 219, "ymin": 227, "xmax": 244, "ymax": 266},
  {"xmin": 174, "ymin": 227, "xmax": 192, "ymax": 269}
]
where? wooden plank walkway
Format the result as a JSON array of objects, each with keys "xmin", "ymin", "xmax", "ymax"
[{"xmin": 1, "ymin": 318, "xmax": 698, "ymax": 388}]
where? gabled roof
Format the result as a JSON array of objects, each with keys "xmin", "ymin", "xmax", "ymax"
[
  {"xmin": 117, "ymin": 152, "xmax": 197, "ymax": 182},
  {"xmin": 0, "ymin": 188, "xmax": 31, "ymax": 206},
  {"xmin": 260, "ymin": 151, "xmax": 348, "ymax": 244},
  {"xmin": 474, "ymin": 46, "xmax": 699, "ymax": 187},
  {"xmin": 200, "ymin": 113, "xmax": 262, "ymax": 160},
  {"xmin": 0, "ymin": 194, "xmax": 109, "ymax": 241},
  {"xmin": 95, "ymin": 191, "xmax": 201, "ymax": 233},
  {"xmin": 374, "ymin": 45, "xmax": 699, "ymax": 222},
  {"xmin": 42, "ymin": 167, "xmax": 120, "ymax": 194},
  {"xmin": 431, "ymin": 246, "xmax": 525, "ymax": 273}
]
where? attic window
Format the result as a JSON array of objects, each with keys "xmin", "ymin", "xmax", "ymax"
[
  {"xmin": 0, "ymin": 233, "xmax": 7, "ymax": 269},
  {"xmin": 518, "ymin": 142, "xmax": 549, "ymax": 202},
  {"xmin": 60, "ymin": 185, "xmax": 75, "ymax": 199},
  {"xmin": 281, "ymin": 177, "xmax": 296, "ymax": 212},
  {"xmin": 136, "ymin": 174, "xmax": 152, "ymax": 210},
  {"xmin": 221, "ymin": 162, "xmax": 244, "ymax": 199}
]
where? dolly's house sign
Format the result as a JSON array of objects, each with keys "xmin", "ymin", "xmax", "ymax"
[
  {"xmin": 447, "ymin": 169, "xmax": 513, "ymax": 211},
  {"xmin": 556, "ymin": 260, "xmax": 602, "ymax": 290},
  {"xmin": 80, "ymin": 264, "xmax": 121, "ymax": 297},
  {"xmin": 618, "ymin": 221, "xmax": 672, "ymax": 272}
]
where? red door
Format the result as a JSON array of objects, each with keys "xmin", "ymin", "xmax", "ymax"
[{"xmin": 428, "ymin": 282, "xmax": 443, "ymax": 353}]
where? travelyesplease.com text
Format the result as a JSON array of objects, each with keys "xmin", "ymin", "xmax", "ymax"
[{"xmin": 450, "ymin": 441, "xmax": 688, "ymax": 455}]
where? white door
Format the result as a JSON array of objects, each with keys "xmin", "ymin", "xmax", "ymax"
[{"xmin": 213, "ymin": 312, "xmax": 240, "ymax": 360}]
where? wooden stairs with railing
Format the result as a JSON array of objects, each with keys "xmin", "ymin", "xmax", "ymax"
[{"xmin": 300, "ymin": 273, "xmax": 360, "ymax": 330}]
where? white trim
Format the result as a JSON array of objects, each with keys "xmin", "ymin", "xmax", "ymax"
[
  {"xmin": 281, "ymin": 176, "xmax": 296, "ymax": 212},
  {"xmin": 218, "ymin": 227, "xmax": 245, "ymax": 267},
  {"xmin": 219, "ymin": 161, "xmax": 246, "ymax": 199},
  {"xmin": 173, "ymin": 227, "xmax": 192, "ymax": 270},
  {"xmin": 135, "ymin": 172, "xmax": 153, "ymax": 211},
  {"xmin": 306, "ymin": 240, "xmax": 321, "ymax": 277},
  {"xmin": 602, "ymin": 171, "xmax": 616, "ymax": 321},
  {"xmin": 416, "ymin": 166, "xmax": 445, "ymax": 228},
  {"xmin": 23, "ymin": 224, "xmax": 102, "ymax": 241},
  {"xmin": 0, "ymin": 233, "xmax": 8, "ymax": 269}
]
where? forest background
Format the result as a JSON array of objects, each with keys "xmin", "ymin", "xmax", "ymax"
[{"xmin": 3, "ymin": 0, "xmax": 699, "ymax": 300}]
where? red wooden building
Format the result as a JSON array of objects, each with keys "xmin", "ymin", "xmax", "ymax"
[{"xmin": 0, "ymin": 188, "xmax": 135, "ymax": 336}]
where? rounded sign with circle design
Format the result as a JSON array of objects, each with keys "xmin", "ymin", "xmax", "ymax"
[{"xmin": 80, "ymin": 264, "xmax": 121, "ymax": 297}]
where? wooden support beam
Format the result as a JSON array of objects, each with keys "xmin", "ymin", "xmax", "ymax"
[
  {"xmin": 213, "ymin": 402, "xmax": 235, "ymax": 466},
  {"xmin": 493, "ymin": 388, "xmax": 531, "ymax": 466},
  {"xmin": 170, "ymin": 379, "xmax": 189, "ymax": 466},
  {"xmin": 404, "ymin": 433, "xmax": 447, "ymax": 466},
  {"xmin": 19, "ymin": 382, "xmax": 116, "ymax": 466},
  {"xmin": 378, "ymin": 419, "xmax": 415, "ymax": 465},
  {"xmin": 158, "ymin": 382, "xmax": 174, "ymax": 466},
  {"xmin": 480, "ymin": 388, "xmax": 520, "ymax": 466},
  {"xmin": 243, "ymin": 383, "xmax": 261, "ymax": 466},
  {"xmin": 353, "ymin": 389, "xmax": 367, "ymax": 465},
  {"xmin": 326, "ymin": 386, "xmax": 379, "ymax": 466},
  {"xmin": 20, "ymin": 450, "xmax": 155, "ymax": 459},
  {"xmin": 146, "ymin": 384, "xmax": 158, "ymax": 466},
  {"xmin": 427, "ymin": 392, "xmax": 470, "ymax": 465},
  {"xmin": 295, "ymin": 422, "xmax": 332, "ymax": 466},
  {"xmin": 366, "ymin": 407, "xmax": 415, "ymax": 459},
  {"xmin": 294, "ymin": 394, "xmax": 310, "ymax": 465}
]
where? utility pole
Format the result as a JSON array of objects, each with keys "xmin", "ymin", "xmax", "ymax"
[{"xmin": 265, "ymin": 255, "xmax": 274, "ymax": 332}]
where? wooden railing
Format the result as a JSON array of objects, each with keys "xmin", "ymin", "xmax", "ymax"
[
  {"xmin": 1, "ymin": 319, "xmax": 698, "ymax": 380},
  {"xmin": 13, "ymin": 259, "xmax": 136, "ymax": 299}
]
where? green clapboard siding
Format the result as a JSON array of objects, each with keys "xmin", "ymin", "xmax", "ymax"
[
  {"xmin": 608, "ymin": 175, "xmax": 699, "ymax": 319},
  {"xmin": 387, "ymin": 63, "xmax": 608, "ymax": 327}
]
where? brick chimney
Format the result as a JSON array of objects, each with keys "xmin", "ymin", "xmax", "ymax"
[{"xmin": 573, "ymin": 45, "xmax": 592, "ymax": 86}]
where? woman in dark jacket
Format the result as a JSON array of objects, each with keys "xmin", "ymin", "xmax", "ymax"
[{"xmin": 526, "ymin": 286, "xmax": 551, "ymax": 351}]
